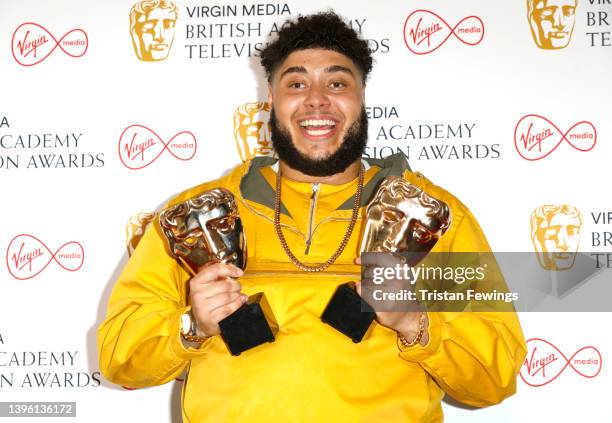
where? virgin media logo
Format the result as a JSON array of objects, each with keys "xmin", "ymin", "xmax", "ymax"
[
  {"xmin": 514, "ymin": 114, "xmax": 597, "ymax": 161},
  {"xmin": 118, "ymin": 125, "xmax": 197, "ymax": 170},
  {"xmin": 11, "ymin": 22, "xmax": 88, "ymax": 66},
  {"xmin": 403, "ymin": 10, "xmax": 484, "ymax": 55},
  {"xmin": 520, "ymin": 338, "xmax": 602, "ymax": 387},
  {"xmin": 6, "ymin": 234, "xmax": 84, "ymax": 280}
]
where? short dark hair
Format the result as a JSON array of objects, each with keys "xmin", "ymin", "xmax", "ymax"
[{"xmin": 260, "ymin": 11, "xmax": 373, "ymax": 83}]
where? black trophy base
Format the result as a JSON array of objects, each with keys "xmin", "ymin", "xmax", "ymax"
[
  {"xmin": 218, "ymin": 292, "xmax": 278, "ymax": 356},
  {"xmin": 321, "ymin": 282, "xmax": 375, "ymax": 343}
]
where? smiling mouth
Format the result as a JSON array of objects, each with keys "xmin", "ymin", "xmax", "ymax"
[{"xmin": 298, "ymin": 119, "xmax": 338, "ymax": 139}]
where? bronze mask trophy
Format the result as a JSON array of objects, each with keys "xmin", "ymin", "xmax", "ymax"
[
  {"xmin": 159, "ymin": 188, "xmax": 278, "ymax": 355},
  {"xmin": 321, "ymin": 176, "xmax": 452, "ymax": 342}
]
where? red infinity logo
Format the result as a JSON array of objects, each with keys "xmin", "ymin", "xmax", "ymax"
[
  {"xmin": 514, "ymin": 114, "xmax": 597, "ymax": 161},
  {"xmin": 403, "ymin": 10, "xmax": 484, "ymax": 55},
  {"xmin": 11, "ymin": 22, "xmax": 88, "ymax": 66},
  {"xmin": 118, "ymin": 124, "xmax": 197, "ymax": 170},
  {"xmin": 6, "ymin": 234, "xmax": 85, "ymax": 280},
  {"xmin": 520, "ymin": 338, "xmax": 602, "ymax": 387}
]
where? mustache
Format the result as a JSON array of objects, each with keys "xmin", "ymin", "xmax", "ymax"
[{"xmin": 269, "ymin": 107, "xmax": 368, "ymax": 177}]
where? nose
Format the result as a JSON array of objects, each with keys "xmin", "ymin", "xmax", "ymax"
[
  {"xmin": 556, "ymin": 228, "xmax": 569, "ymax": 251},
  {"xmin": 304, "ymin": 83, "xmax": 330, "ymax": 109},
  {"xmin": 202, "ymin": 227, "xmax": 223, "ymax": 257},
  {"xmin": 552, "ymin": 8, "xmax": 566, "ymax": 29},
  {"xmin": 154, "ymin": 21, "xmax": 165, "ymax": 42}
]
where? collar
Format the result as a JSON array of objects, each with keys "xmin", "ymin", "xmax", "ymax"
[{"xmin": 239, "ymin": 153, "xmax": 412, "ymax": 216}]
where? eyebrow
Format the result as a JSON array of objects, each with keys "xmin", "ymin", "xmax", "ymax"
[
  {"xmin": 278, "ymin": 64, "xmax": 356, "ymax": 79},
  {"xmin": 324, "ymin": 65, "xmax": 355, "ymax": 77},
  {"xmin": 279, "ymin": 66, "xmax": 307, "ymax": 79}
]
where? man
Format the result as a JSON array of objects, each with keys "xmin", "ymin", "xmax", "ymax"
[
  {"xmin": 129, "ymin": 0, "xmax": 177, "ymax": 61},
  {"xmin": 99, "ymin": 12, "xmax": 526, "ymax": 422},
  {"xmin": 527, "ymin": 0, "xmax": 578, "ymax": 49},
  {"xmin": 531, "ymin": 204, "xmax": 582, "ymax": 270}
]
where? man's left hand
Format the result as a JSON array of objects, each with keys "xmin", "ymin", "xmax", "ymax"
[{"xmin": 355, "ymin": 254, "xmax": 429, "ymax": 346}]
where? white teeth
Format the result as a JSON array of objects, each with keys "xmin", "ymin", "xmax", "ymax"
[
  {"xmin": 305, "ymin": 128, "xmax": 333, "ymax": 136},
  {"xmin": 299, "ymin": 119, "xmax": 336, "ymax": 127}
]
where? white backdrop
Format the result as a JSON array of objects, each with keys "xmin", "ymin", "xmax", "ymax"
[{"xmin": 1, "ymin": 0, "xmax": 611, "ymax": 421}]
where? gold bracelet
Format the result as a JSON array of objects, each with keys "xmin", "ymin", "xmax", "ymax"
[
  {"xmin": 397, "ymin": 312, "xmax": 426, "ymax": 350},
  {"xmin": 181, "ymin": 310, "xmax": 210, "ymax": 344},
  {"xmin": 182, "ymin": 333, "xmax": 210, "ymax": 344}
]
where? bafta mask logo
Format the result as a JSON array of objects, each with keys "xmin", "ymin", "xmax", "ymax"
[
  {"xmin": 159, "ymin": 188, "xmax": 247, "ymax": 273},
  {"xmin": 361, "ymin": 176, "xmax": 451, "ymax": 265},
  {"xmin": 531, "ymin": 205, "xmax": 582, "ymax": 270},
  {"xmin": 233, "ymin": 102, "xmax": 274, "ymax": 163},
  {"xmin": 130, "ymin": 0, "xmax": 177, "ymax": 62},
  {"xmin": 527, "ymin": 0, "xmax": 577, "ymax": 49}
]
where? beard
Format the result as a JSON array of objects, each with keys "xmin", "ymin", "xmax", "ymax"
[{"xmin": 269, "ymin": 107, "xmax": 368, "ymax": 177}]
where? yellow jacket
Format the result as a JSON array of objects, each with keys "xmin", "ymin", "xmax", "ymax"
[{"xmin": 98, "ymin": 154, "xmax": 526, "ymax": 422}]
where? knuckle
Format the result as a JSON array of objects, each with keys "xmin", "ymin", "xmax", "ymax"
[{"xmin": 198, "ymin": 262, "xmax": 223, "ymax": 276}]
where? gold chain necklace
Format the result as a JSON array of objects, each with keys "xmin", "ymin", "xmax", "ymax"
[{"xmin": 274, "ymin": 164, "xmax": 364, "ymax": 272}]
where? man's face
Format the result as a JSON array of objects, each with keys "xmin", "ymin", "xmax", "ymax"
[
  {"xmin": 268, "ymin": 48, "xmax": 366, "ymax": 173},
  {"xmin": 533, "ymin": 212, "xmax": 581, "ymax": 270},
  {"xmin": 133, "ymin": 7, "xmax": 177, "ymax": 61},
  {"xmin": 363, "ymin": 191, "xmax": 445, "ymax": 265},
  {"xmin": 530, "ymin": 0, "xmax": 577, "ymax": 49}
]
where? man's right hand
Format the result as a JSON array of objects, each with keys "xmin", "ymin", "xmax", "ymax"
[{"xmin": 189, "ymin": 262, "xmax": 247, "ymax": 337}]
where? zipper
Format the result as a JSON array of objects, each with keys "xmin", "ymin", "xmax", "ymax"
[{"xmin": 304, "ymin": 183, "xmax": 320, "ymax": 255}]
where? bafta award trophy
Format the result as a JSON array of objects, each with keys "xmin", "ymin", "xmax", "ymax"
[
  {"xmin": 321, "ymin": 176, "xmax": 451, "ymax": 342},
  {"xmin": 159, "ymin": 188, "xmax": 278, "ymax": 356}
]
